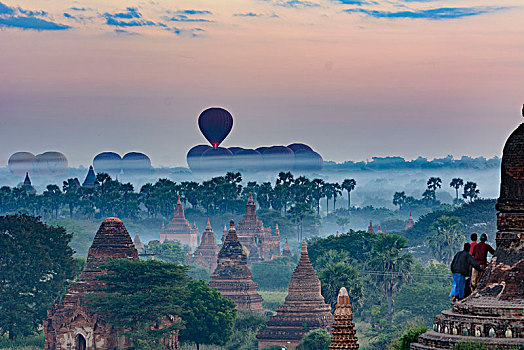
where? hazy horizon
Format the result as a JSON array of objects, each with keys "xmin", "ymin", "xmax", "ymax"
[{"xmin": 1, "ymin": 0, "xmax": 523, "ymax": 167}]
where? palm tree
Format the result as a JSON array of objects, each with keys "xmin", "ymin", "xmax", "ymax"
[
  {"xmin": 426, "ymin": 215, "xmax": 463, "ymax": 265},
  {"xmin": 463, "ymin": 181, "xmax": 480, "ymax": 203},
  {"xmin": 324, "ymin": 183, "xmax": 334, "ymax": 214},
  {"xmin": 288, "ymin": 202, "xmax": 313, "ymax": 241},
  {"xmin": 311, "ymin": 178, "xmax": 325, "ymax": 215},
  {"xmin": 367, "ymin": 234, "xmax": 413, "ymax": 321},
  {"xmin": 318, "ymin": 262, "xmax": 364, "ymax": 310},
  {"xmin": 341, "ymin": 179, "xmax": 356, "ymax": 210},
  {"xmin": 449, "ymin": 178, "xmax": 464, "ymax": 201},
  {"xmin": 393, "ymin": 191, "xmax": 407, "ymax": 210},
  {"xmin": 427, "ymin": 177, "xmax": 442, "ymax": 191},
  {"xmin": 332, "ymin": 183, "xmax": 342, "ymax": 212},
  {"xmin": 62, "ymin": 178, "xmax": 81, "ymax": 218}
]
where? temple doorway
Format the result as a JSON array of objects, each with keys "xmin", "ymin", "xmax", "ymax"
[{"xmin": 76, "ymin": 334, "xmax": 86, "ymax": 350}]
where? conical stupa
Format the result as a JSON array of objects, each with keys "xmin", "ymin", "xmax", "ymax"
[
  {"xmin": 282, "ymin": 237, "xmax": 292, "ymax": 257},
  {"xmin": 160, "ymin": 196, "xmax": 198, "ymax": 249},
  {"xmin": 188, "ymin": 219, "xmax": 220, "ymax": 272},
  {"xmin": 329, "ymin": 287, "xmax": 359, "ymax": 349},
  {"xmin": 257, "ymin": 242, "xmax": 333, "ymax": 349},
  {"xmin": 44, "ymin": 218, "xmax": 138, "ymax": 349},
  {"xmin": 412, "ymin": 108, "xmax": 524, "ymax": 349},
  {"xmin": 208, "ymin": 220, "xmax": 263, "ymax": 310},
  {"xmin": 82, "ymin": 165, "xmax": 96, "ymax": 187}
]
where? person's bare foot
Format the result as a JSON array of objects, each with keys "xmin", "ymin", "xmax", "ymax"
[{"xmin": 452, "ymin": 296, "xmax": 457, "ymax": 302}]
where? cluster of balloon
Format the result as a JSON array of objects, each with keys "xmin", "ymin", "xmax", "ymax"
[
  {"xmin": 8, "ymin": 151, "xmax": 68, "ymax": 176},
  {"xmin": 187, "ymin": 107, "xmax": 323, "ymax": 173},
  {"xmin": 93, "ymin": 152, "xmax": 152, "ymax": 175}
]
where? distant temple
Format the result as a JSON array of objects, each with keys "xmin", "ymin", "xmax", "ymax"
[
  {"xmin": 133, "ymin": 232, "xmax": 144, "ymax": 253},
  {"xmin": 367, "ymin": 220, "xmax": 374, "ymax": 233},
  {"xmin": 412, "ymin": 110, "xmax": 524, "ymax": 349},
  {"xmin": 22, "ymin": 172, "xmax": 36, "ymax": 194},
  {"xmin": 256, "ymin": 242, "xmax": 333, "ymax": 349},
  {"xmin": 282, "ymin": 238, "xmax": 292, "ymax": 257},
  {"xmin": 208, "ymin": 220, "xmax": 263, "ymax": 310},
  {"xmin": 188, "ymin": 219, "xmax": 220, "ymax": 272},
  {"xmin": 405, "ymin": 212, "xmax": 415, "ymax": 230},
  {"xmin": 160, "ymin": 196, "xmax": 198, "ymax": 249},
  {"xmin": 329, "ymin": 287, "xmax": 359, "ymax": 350},
  {"xmin": 377, "ymin": 224, "xmax": 383, "ymax": 234},
  {"xmin": 236, "ymin": 192, "xmax": 281, "ymax": 263},
  {"xmin": 82, "ymin": 165, "xmax": 96, "ymax": 188},
  {"xmin": 44, "ymin": 218, "xmax": 140, "ymax": 349}
]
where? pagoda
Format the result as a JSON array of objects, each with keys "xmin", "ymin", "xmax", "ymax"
[
  {"xmin": 405, "ymin": 212, "xmax": 415, "ymax": 230},
  {"xmin": 160, "ymin": 196, "xmax": 198, "ymax": 249},
  {"xmin": 44, "ymin": 218, "xmax": 139, "ymax": 350},
  {"xmin": 133, "ymin": 232, "xmax": 144, "ymax": 253},
  {"xmin": 22, "ymin": 172, "xmax": 36, "ymax": 194},
  {"xmin": 82, "ymin": 165, "xmax": 96, "ymax": 188},
  {"xmin": 412, "ymin": 108, "xmax": 524, "ymax": 349},
  {"xmin": 236, "ymin": 192, "xmax": 281, "ymax": 263},
  {"xmin": 366, "ymin": 220, "xmax": 374, "ymax": 233},
  {"xmin": 282, "ymin": 238, "xmax": 292, "ymax": 257},
  {"xmin": 256, "ymin": 242, "xmax": 334, "ymax": 349},
  {"xmin": 188, "ymin": 219, "xmax": 220, "ymax": 272},
  {"xmin": 208, "ymin": 220, "xmax": 263, "ymax": 310},
  {"xmin": 329, "ymin": 287, "xmax": 359, "ymax": 350}
]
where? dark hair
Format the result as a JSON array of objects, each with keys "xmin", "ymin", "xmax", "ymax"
[
  {"xmin": 464, "ymin": 243, "xmax": 471, "ymax": 251},
  {"xmin": 480, "ymin": 233, "xmax": 488, "ymax": 242},
  {"xmin": 470, "ymin": 233, "xmax": 478, "ymax": 241}
]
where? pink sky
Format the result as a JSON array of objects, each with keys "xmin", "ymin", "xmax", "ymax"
[{"xmin": 0, "ymin": 0, "xmax": 523, "ymax": 167}]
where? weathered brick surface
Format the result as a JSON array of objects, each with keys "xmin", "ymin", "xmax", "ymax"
[
  {"xmin": 329, "ymin": 288, "xmax": 359, "ymax": 350},
  {"xmin": 208, "ymin": 220, "xmax": 263, "ymax": 310},
  {"xmin": 188, "ymin": 219, "xmax": 220, "ymax": 272},
  {"xmin": 412, "ymin": 120, "xmax": 524, "ymax": 349},
  {"xmin": 236, "ymin": 192, "xmax": 281, "ymax": 263},
  {"xmin": 257, "ymin": 242, "xmax": 334, "ymax": 349},
  {"xmin": 43, "ymin": 218, "xmax": 141, "ymax": 350}
]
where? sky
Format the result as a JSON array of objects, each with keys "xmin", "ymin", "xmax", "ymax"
[{"xmin": 0, "ymin": 0, "xmax": 523, "ymax": 167}]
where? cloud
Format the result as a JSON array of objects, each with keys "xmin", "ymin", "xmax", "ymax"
[
  {"xmin": 70, "ymin": 7, "xmax": 87, "ymax": 11},
  {"xmin": 344, "ymin": 6, "xmax": 506, "ymax": 20},
  {"xmin": 103, "ymin": 7, "xmax": 166, "ymax": 27},
  {"xmin": 173, "ymin": 10, "xmax": 212, "ymax": 15},
  {"xmin": 0, "ymin": 1, "xmax": 69, "ymax": 30},
  {"xmin": 164, "ymin": 14, "xmax": 213, "ymax": 22},
  {"xmin": 170, "ymin": 26, "xmax": 205, "ymax": 37},
  {"xmin": 114, "ymin": 28, "xmax": 139, "ymax": 35},
  {"xmin": 0, "ymin": 16, "xmax": 70, "ymax": 30},
  {"xmin": 234, "ymin": 12, "xmax": 263, "ymax": 17},
  {"xmin": 332, "ymin": 0, "xmax": 369, "ymax": 5},
  {"xmin": 272, "ymin": 0, "xmax": 320, "ymax": 8}
]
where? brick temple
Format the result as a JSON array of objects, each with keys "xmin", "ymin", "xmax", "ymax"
[
  {"xmin": 236, "ymin": 192, "xmax": 281, "ymax": 263},
  {"xmin": 133, "ymin": 232, "xmax": 144, "ymax": 253},
  {"xmin": 282, "ymin": 237, "xmax": 292, "ymax": 257},
  {"xmin": 208, "ymin": 220, "xmax": 263, "ymax": 310},
  {"xmin": 43, "ymin": 218, "xmax": 140, "ymax": 350},
  {"xmin": 188, "ymin": 219, "xmax": 220, "ymax": 272},
  {"xmin": 256, "ymin": 242, "xmax": 334, "ymax": 349},
  {"xmin": 412, "ymin": 111, "xmax": 524, "ymax": 349},
  {"xmin": 329, "ymin": 287, "xmax": 359, "ymax": 350},
  {"xmin": 160, "ymin": 196, "xmax": 198, "ymax": 249}
]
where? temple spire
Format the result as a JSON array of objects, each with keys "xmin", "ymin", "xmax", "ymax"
[
  {"xmin": 329, "ymin": 287, "xmax": 359, "ymax": 349},
  {"xmin": 24, "ymin": 172, "xmax": 31, "ymax": 185},
  {"xmin": 367, "ymin": 220, "xmax": 374, "ymax": 233}
]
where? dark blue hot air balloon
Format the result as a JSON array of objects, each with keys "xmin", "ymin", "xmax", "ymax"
[
  {"xmin": 198, "ymin": 107, "xmax": 233, "ymax": 149},
  {"xmin": 187, "ymin": 145, "xmax": 212, "ymax": 172}
]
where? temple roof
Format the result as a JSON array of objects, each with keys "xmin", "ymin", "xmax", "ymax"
[
  {"xmin": 329, "ymin": 287, "xmax": 359, "ymax": 349},
  {"xmin": 212, "ymin": 220, "xmax": 251, "ymax": 279},
  {"xmin": 200, "ymin": 219, "xmax": 218, "ymax": 246},
  {"xmin": 367, "ymin": 220, "xmax": 374, "ymax": 233},
  {"xmin": 24, "ymin": 172, "xmax": 31, "ymax": 185},
  {"xmin": 82, "ymin": 165, "xmax": 96, "ymax": 188}
]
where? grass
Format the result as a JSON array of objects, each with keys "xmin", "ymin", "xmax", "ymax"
[
  {"xmin": 259, "ymin": 290, "xmax": 287, "ymax": 311},
  {"xmin": 0, "ymin": 332, "xmax": 44, "ymax": 349}
]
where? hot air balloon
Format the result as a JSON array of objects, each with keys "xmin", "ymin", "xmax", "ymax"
[
  {"xmin": 200, "ymin": 147, "xmax": 233, "ymax": 172},
  {"xmin": 228, "ymin": 147, "xmax": 245, "ymax": 155},
  {"xmin": 294, "ymin": 150, "xmax": 323, "ymax": 171},
  {"xmin": 34, "ymin": 152, "xmax": 68, "ymax": 175},
  {"xmin": 198, "ymin": 107, "xmax": 233, "ymax": 149},
  {"xmin": 262, "ymin": 146, "xmax": 295, "ymax": 171},
  {"xmin": 187, "ymin": 145, "xmax": 212, "ymax": 173},
  {"xmin": 233, "ymin": 149, "xmax": 263, "ymax": 172},
  {"xmin": 8, "ymin": 152, "xmax": 36, "ymax": 176},
  {"xmin": 122, "ymin": 152, "xmax": 152, "ymax": 175},
  {"xmin": 93, "ymin": 152, "xmax": 122, "ymax": 176},
  {"xmin": 287, "ymin": 143, "xmax": 314, "ymax": 153}
]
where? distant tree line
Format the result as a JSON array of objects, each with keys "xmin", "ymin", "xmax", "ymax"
[{"xmin": 0, "ymin": 172, "xmax": 357, "ymax": 224}]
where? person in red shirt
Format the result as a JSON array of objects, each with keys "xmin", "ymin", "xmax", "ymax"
[
  {"xmin": 469, "ymin": 232, "xmax": 478, "ymax": 255},
  {"xmin": 471, "ymin": 233, "xmax": 495, "ymax": 289}
]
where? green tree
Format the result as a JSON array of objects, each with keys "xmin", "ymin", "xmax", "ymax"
[
  {"xmin": 367, "ymin": 234, "xmax": 413, "ymax": 321},
  {"xmin": 341, "ymin": 179, "xmax": 356, "ymax": 210},
  {"xmin": 426, "ymin": 215, "xmax": 463, "ymax": 265},
  {"xmin": 449, "ymin": 178, "xmax": 464, "ymax": 202},
  {"xmin": 87, "ymin": 259, "xmax": 189, "ymax": 348},
  {"xmin": 332, "ymin": 183, "xmax": 342, "ymax": 212},
  {"xmin": 318, "ymin": 262, "xmax": 364, "ymax": 311},
  {"xmin": 143, "ymin": 240, "xmax": 188, "ymax": 264},
  {"xmin": 42, "ymin": 184, "xmax": 62, "ymax": 219},
  {"xmin": 289, "ymin": 202, "xmax": 314, "ymax": 241},
  {"xmin": 251, "ymin": 257, "xmax": 296, "ymax": 290},
  {"xmin": 62, "ymin": 178, "xmax": 81, "ymax": 218},
  {"xmin": 311, "ymin": 179, "xmax": 325, "ymax": 215},
  {"xmin": 462, "ymin": 181, "xmax": 480, "ymax": 203},
  {"xmin": 296, "ymin": 329, "xmax": 331, "ymax": 350},
  {"xmin": 179, "ymin": 280, "xmax": 237, "ymax": 350},
  {"xmin": 0, "ymin": 214, "xmax": 75, "ymax": 339},
  {"xmin": 255, "ymin": 182, "xmax": 273, "ymax": 210},
  {"xmin": 393, "ymin": 191, "xmax": 407, "ymax": 210},
  {"xmin": 427, "ymin": 177, "xmax": 442, "ymax": 191}
]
